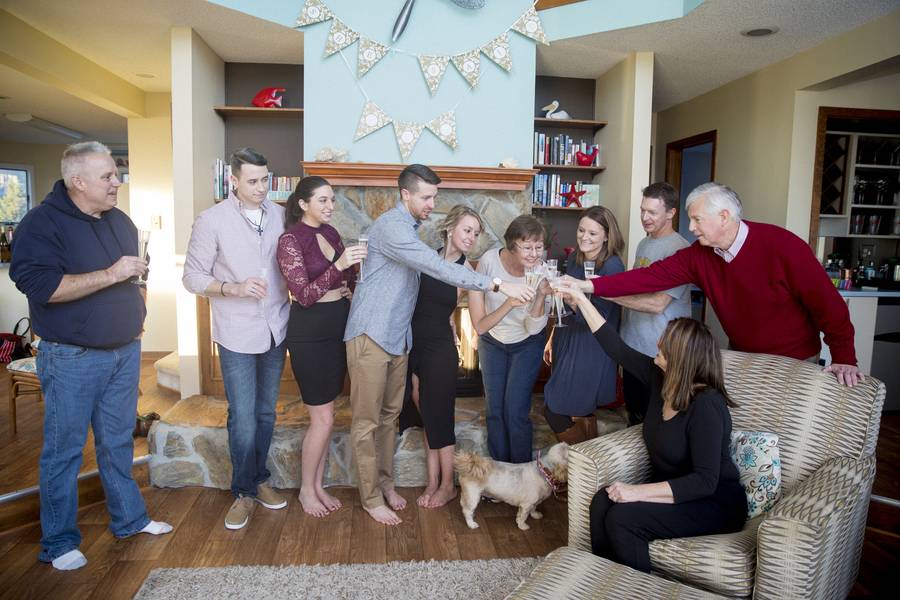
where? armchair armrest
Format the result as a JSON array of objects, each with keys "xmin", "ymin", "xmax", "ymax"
[
  {"xmin": 755, "ymin": 455, "xmax": 876, "ymax": 600},
  {"xmin": 567, "ymin": 425, "xmax": 653, "ymax": 551}
]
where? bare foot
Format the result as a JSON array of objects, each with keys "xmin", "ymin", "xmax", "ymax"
[
  {"xmin": 365, "ymin": 505, "xmax": 402, "ymax": 525},
  {"xmin": 298, "ymin": 488, "xmax": 328, "ymax": 518},
  {"xmin": 426, "ymin": 486, "xmax": 457, "ymax": 509},
  {"xmin": 317, "ymin": 487, "xmax": 342, "ymax": 512},
  {"xmin": 417, "ymin": 484, "xmax": 438, "ymax": 507},
  {"xmin": 383, "ymin": 488, "xmax": 407, "ymax": 511}
]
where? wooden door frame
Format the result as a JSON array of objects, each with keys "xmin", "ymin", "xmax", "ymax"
[
  {"xmin": 664, "ymin": 130, "xmax": 717, "ymax": 227},
  {"xmin": 808, "ymin": 106, "xmax": 900, "ymax": 246},
  {"xmin": 665, "ymin": 130, "xmax": 717, "ymax": 192}
]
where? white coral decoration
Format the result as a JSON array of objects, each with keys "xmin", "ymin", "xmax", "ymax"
[
  {"xmin": 315, "ymin": 147, "xmax": 349, "ymax": 162},
  {"xmin": 498, "ymin": 157, "xmax": 519, "ymax": 169}
]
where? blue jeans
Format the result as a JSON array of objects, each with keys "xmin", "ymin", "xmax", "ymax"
[
  {"xmin": 217, "ymin": 340, "xmax": 286, "ymax": 497},
  {"xmin": 478, "ymin": 333, "xmax": 544, "ymax": 464},
  {"xmin": 36, "ymin": 339, "xmax": 149, "ymax": 562}
]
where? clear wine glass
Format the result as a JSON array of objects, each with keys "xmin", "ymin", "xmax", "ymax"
[
  {"xmin": 356, "ymin": 234, "xmax": 369, "ymax": 282},
  {"xmin": 549, "ymin": 272, "xmax": 567, "ymax": 328},
  {"xmin": 132, "ymin": 230, "xmax": 150, "ymax": 285}
]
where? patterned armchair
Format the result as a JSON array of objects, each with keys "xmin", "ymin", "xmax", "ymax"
[{"xmin": 561, "ymin": 350, "xmax": 885, "ymax": 599}]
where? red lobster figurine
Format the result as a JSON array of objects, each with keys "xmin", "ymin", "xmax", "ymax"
[{"xmin": 252, "ymin": 87, "xmax": 286, "ymax": 108}]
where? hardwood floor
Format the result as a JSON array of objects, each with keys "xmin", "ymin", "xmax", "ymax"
[{"xmin": 0, "ymin": 361, "xmax": 897, "ymax": 599}]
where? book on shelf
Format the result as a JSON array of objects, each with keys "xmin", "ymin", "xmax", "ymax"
[
  {"xmin": 581, "ymin": 184, "xmax": 600, "ymax": 208},
  {"xmin": 532, "ymin": 133, "xmax": 601, "ymax": 167},
  {"xmin": 213, "ymin": 158, "xmax": 300, "ymax": 202}
]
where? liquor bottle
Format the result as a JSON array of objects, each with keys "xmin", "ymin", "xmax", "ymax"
[{"xmin": 0, "ymin": 232, "xmax": 10, "ymax": 263}]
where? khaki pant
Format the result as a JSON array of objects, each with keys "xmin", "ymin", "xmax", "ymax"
[{"xmin": 346, "ymin": 335, "xmax": 408, "ymax": 509}]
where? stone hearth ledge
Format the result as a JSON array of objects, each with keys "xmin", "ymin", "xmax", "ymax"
[{"xmin": 148, "ymin": 395, "xmax": 628, "ymax": 490}]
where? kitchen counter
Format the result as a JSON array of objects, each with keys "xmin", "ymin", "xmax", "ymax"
[{"xmin": 838, "ymin": 288, "xmax": 900, "ymax": 298}]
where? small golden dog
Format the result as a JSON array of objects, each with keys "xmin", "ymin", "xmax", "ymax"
[{"xmin": 455, "ymin": 443, "xmax": 568, "ymax": 531}]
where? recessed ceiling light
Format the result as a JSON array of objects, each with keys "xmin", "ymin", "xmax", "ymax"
[
  {"xmin": 741, "ymin": 27, "xmax": 779, "ymax": 37},
  {"xmin": 5, "ymin": 112, "xmax": 32, "ymax": 122},
  {"xmin": 135, "ymin": 73, "xmax": 156, "ymax": 79}
]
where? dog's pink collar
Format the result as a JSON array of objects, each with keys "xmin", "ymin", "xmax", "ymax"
[{"xmin": 536, "ymin": 455, "xmax": 565, "ymax": 499}]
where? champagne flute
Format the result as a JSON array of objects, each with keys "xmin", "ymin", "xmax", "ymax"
[
  {"xmin": 132, "ymin": 229, "xmax": 151, "ymax": 285},
  {"xmin": 550, "ymin": 273, "xmax": 567, "ymax": 328},
  {"xmin": 584, "ymin": 260, "xmax": 596, "ymax": 279},
  {"xmin": 523, "ymin": 266, "xmax": 541, "ymax": 313},
  {"xmin": 356, "ymin": 233, "xmax": 369, "ymax": 282}
]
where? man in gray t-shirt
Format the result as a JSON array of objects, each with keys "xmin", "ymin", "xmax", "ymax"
[{"xmin": 610, "ymin": 183, "xmax": 691, "ymax": 424}]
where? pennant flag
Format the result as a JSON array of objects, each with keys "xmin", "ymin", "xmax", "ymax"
[
  {"xmin": 511, "ymin": 7, "xmax": 548, "ymax": 45},
  {"xmin": 427, "ymin": 111, "xmax": 458, "ymax": 150},
  {"xmin": 357, "ymin": 37, "xmax": 389, "ymax": 77},
  {"xmin": 393, "ymin": 121, "xmax": 425, "ymax": 160},
  {"xmin": 324, "ymin": 19, "xmax": 359, "ymax": 56},
  {"xmin": 481, "ymin": 32, "xmax": 512, "ymax": 72},
  {"xmin": 354, "ymin": 101, "xmax": 392, "ymax": 140},
  {"xmin": 451, "ymin": 50, "xmax": 481, "ymax": 88},
  {"xmin": 295, "ymin": 0, "xmax": 332, "ymax": 27},
  {"xmin": 417, "ymin": 55, "xmax": 450, "ymax": 96}
]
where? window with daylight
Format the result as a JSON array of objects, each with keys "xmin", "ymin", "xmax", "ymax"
[{"xmin": 0, "ymin": 164, "xmax": 32, "ymax": 224}]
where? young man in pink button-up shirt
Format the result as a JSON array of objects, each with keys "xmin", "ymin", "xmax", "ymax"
[{"xmin": 183, "ymin": 148, "xmax": 291, "ymax": 531}]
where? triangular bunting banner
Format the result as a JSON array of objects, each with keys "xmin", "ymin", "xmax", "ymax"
[
  {"xmin": 393, "ymin": 121, "xmax": 425, "ymax": 160},
  {"xmin": 357, "ymin": 37, "xmax": 389, "ymax": 77},
  {"xmin": 354, "ymin": 101, "xmax": 392, "ymax": 140},
  {"xmin": 427, "ymin": 111, "xmax": 458, "ymax": 150},
  {"xmin": 323, "ymin": 19, "xmax": 359, "ymax": 56},
  {"xmin": 451, "ymin": 50, "xmax": 481, "ymax": 88},
  {"xmin": 418, "ymin": 55, "xmax": 450, "ymax": 96},
  {"xmin": 511, "ymin": 7, "xmax": 548, "ymax": 45},
  {"xmin": 295, "ymin": 0, "xmax": 332, "ymax": 27},
  {"xmin": 481, "ymin": 33, "xmax": 512, "ymax": 72}
]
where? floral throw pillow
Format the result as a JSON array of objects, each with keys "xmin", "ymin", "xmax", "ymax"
[{"xmin": 730, "ymin": 430, "xmax": 782, "ymax": 519}]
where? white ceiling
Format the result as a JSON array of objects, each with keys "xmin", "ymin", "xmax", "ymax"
[
  {"xmin": 0, "ymin": 0, "xmax": 303, "ymax": 144},
  {"xmin": 537, "ymin": 0, "xmax": 900, "ymax": 111},
  {"xmin": 0, "ymin": 0, "xmax": 896, "ymax": 144}
]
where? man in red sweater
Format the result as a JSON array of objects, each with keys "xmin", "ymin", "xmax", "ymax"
[{"xmin": 572, "ymin": 182, "xmax": 862, "ymax": 386}]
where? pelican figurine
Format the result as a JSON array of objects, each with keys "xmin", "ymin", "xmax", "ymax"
[{"xmin": 541, "ymin": 100, "xmax": 571, "ymax": 120}]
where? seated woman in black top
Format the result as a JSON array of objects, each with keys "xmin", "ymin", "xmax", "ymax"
[{"xmin": 559, "ymin": 281, "xmax": 747, "ymax": 573}]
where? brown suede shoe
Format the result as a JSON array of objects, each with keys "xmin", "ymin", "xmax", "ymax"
[
  {"xmin": 224, "ymin": 497, "xmax": 255, "ymax": 530},
  {"xmin": 256, "ymin": 483, "xmax": 287, "ymax": 509}
]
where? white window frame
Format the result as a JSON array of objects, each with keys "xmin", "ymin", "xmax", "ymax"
[{"xmin": 0, "ymin": 162, "xmax": 34, "ymax": 224}]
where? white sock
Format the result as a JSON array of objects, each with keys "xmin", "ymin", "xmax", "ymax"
[
  {"xmin": 51, "ymin": 549, "xmax": 87, "ymax": 571},
  {"xmin": 139, "ymin": 520, "xmax": 173, "ymax": 535}
]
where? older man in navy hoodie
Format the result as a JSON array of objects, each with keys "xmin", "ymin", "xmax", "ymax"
[{"xmin": 10, "ymin": 142, "xmax": 172, "ymax": 571}]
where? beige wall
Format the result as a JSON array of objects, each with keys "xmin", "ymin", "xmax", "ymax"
[
  {"xmin": 128, "ymin": 93, "xmax": 177, "ymax": 353},
  {"xmin": 654, "ymin": 10, "xmax": 900, "ymax": 234},
  {"xmin": 171, "ymin": 27, "xmax": 225, "ymax": 397},
  {"xmin": 595, "ymin": 52, "xmax": 654, "ymax": 265}
]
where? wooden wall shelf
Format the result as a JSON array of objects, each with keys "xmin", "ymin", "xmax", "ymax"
[
  {"xmin": 534, "ymin": 117, "xmax": 607, "ymax": 132},
  {"xmin": 538, "ymin": 165, "xmax": 605, "ymax": 173},
  {"xmin": 214, "ymin": 106, "xmax": 304, "ymax": 118},
  {"xmin": 300, "ymin": 162, "xmax": 539, "ymax": 191}
]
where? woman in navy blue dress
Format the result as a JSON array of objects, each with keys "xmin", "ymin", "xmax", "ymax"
[{"xmin": 542, "ymin": 206, "xmax": 625, "ymax": 443}]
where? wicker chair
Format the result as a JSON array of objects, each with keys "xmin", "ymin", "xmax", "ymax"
[
  {"xmin": 7, "ymin": 354, "xmax": 41, "ymax": 434},
  {"xmin": 511, "ymin": 350, "xmax": 885, "ymax": 599}
]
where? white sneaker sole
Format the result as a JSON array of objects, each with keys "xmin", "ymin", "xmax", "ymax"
[
  {"xmin": 224, "ymin": 515, "xmax": 249, "ymax": 530},
  {"xmin": 255, "ymin": 497, "xmax": 287, "ymax": 510}
]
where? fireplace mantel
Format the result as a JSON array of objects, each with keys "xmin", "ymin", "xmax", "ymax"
[{"xmin": 300, "ymin": 162, "xmax": 538, "ymax": 191}]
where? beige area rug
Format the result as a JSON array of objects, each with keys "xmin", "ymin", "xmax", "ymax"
[{"xmin": 134, "ymin": 557, "xmax": 541, "ymax": 599}]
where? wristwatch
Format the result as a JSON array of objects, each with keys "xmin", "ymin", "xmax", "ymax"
[{"xmin": 492, "ymin": 277, "xmax": 502, "ymax": 293}]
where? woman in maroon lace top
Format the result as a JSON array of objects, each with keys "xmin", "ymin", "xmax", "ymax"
[{"xmin": 277, "ymin": 176, "xmax": 366, "ymax": 517}]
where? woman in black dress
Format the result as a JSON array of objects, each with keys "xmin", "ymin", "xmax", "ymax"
[
  {"xmin": 559, "ymin": 281, "xmax": 747, "ymax": 573},
  {"xmin": 406, "ymin": 205, "xmax": 484, "ymax": 509},
  {"xmin": 277, "ymin": 176, "xmax": 365, "ymax": 517}
]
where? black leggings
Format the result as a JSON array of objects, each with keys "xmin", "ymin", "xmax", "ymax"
[{"xmin": 589, "ymin": 486, "xmax": 746, "ymax": 572}]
